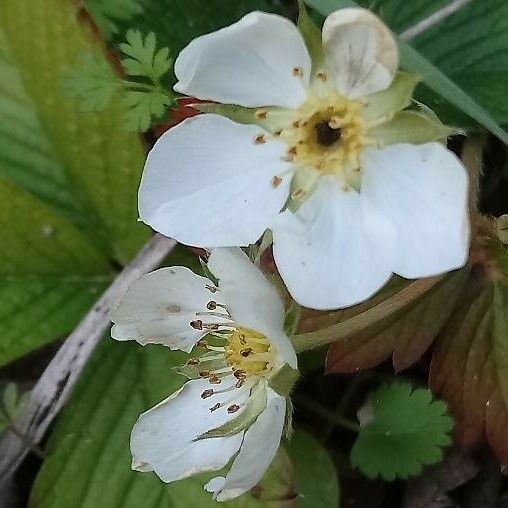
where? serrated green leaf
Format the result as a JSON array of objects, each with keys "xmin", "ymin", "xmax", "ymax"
[
  {"xmin": 304, "ymin": 0, "xmax": 508, "ymax": 145},
  {"xmin": 62, "ymin": 53, "xmax": 120, "ymax": 111},
  {"xmin": 120, "ymin": 30, "xmax": 170, "ymax": 83},
  {"xmin": 0, "ymin": 0, "xmax": 149, "ymax": 263},
  {"xmin": 288, "ymin": 431, "xmax": 340, "ymax": 507},
  {"xmin": 351, "ymin": 382, "xmax": 453, "ymax": 481},
  {"xmin": 123, "ymin": 90, "xmax": 173, "ymax": 132},
  {"xmin": 31, "ymin": 339, "xmax": 295, "ymax": 508}
]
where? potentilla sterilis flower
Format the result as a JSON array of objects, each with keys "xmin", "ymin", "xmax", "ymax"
[
  {"xmin": 138, "ymin": 7, "xmax": 470, "ymax": 309},
  {"xmin": 111, "ymin": 248, "xmax": 298, "ymax": 501}
]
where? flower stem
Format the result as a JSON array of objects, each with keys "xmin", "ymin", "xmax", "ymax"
[{"xmin": 294, "ymin": 395, "xmax": 360, "ymax": 433}]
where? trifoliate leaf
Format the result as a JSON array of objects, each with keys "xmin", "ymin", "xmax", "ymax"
[
  {"xmin": 119, "ymin": 30, "xmax": 171, "ymax": 83},
  {"xmin": 123, "ymin": 90, "xmax": 173, "ymax": 132},
  {"xmin": 62, "ymin": 53, "xmax": 120, "ymax": 111},
  {"xmin": 351, "ymin": 382, "xmax": 453, "ymax": 481},
  {"xmin": 84, "ymin": 0, "xmax": 144, "ymax": 40}
]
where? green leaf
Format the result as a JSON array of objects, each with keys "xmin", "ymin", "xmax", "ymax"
[
  {"xmin": 123, "ymin": 90, "xmax": 173, "ymax": 132},
  {"xmin": 288, "ymin": 431, "xmax": 340, "ymax": 507},
  {"xmin": 31, "ymin": 339, "xmax": 295, "ymax": 507},
  {"xmin": 351, "ymin": 382, "xmax": 453, "ymax": 481},
  {"xmin": 62, "ymin": 53, "xmax": 120, "ymax": 111},
  {"xmin": 303, "ymin": 0, "xmax": 508, "ymax": 145},
  {"xmin": 120, "ymin": 30, "xmax": 171, "ymax": 84},
  {"xmin": 0, "ymin": 0, "xmax": 149, "ymax": 263},
  {"xmin": 0, "ymin": 180, "xmax": 112, "ymax": 366},
  {"xmin": 84, "ymin": 0, "xmax": 144, "ymax": 40}
]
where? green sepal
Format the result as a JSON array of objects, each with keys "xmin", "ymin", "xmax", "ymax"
[
  {"xmin": 362, "ymin": 72, "xmax": 421, "ymax": 121},
  {"xmin": 368, "ymin": 110, "xmax": 457, "ymax": 146},
  {"xmin": 297, "ymin": 0, "xmax": 325, "ymax": 77},
  {"xmin": 269, "ymin": 364, "xmax": 300, "ymax": 397},
  {"xmin": 196, "ymin": 382, "xmax": 267, "ymax": 440},
  {"xmin": 284, "ymin": 300, "xmax": 301, "ymax": 337},
  {"xmin": 194, "ymin": 102, "xmax": 288, "ymax": 132}
]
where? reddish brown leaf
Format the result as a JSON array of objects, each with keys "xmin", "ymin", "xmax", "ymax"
[{"xmin": 324, "ymin": 270, "xmax": 469, "ymax": 373}]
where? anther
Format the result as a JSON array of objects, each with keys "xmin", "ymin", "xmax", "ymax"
[
  {"xmin": 205, "ymin": 284, "xmax": 218, "ymax": 293},
  {"xmin": 292, "ymin": 120, "xmax": 300, "ymax": 129},
  {"xmin": 256, "ymin": 109, "xmax": 268, "ymax": 119},
  {"xmin": 291, "ymin": 188, "xmax": 304, "ymax": 199},
  {"xmin": 206, "ymin": 301, "xmax": 217, "ymax": 310},
  {"xmin": 293, "ymin": 66, "xmax": 303, "ymax": 77},
  {"xmin": 209, "ymin": 376, "xmax": 222, "ymax": 385},
  {"xmin": 199, "ymin": 370, "xmax": 210, "ymax": 378},
  {"xmin": 227, "ymin": 404, "xmax": 241, "ymax": 414},
  {"xmin": 273, "ymin": 129, "xmax": 282, "ymax": 137},
  {"xmin": 190, "ymin": 319, "xmax": 203, "ymax": 330},
  {"xmin": 240, "ymin": 348, "xmax": 253, "ymax": 358},
  {"xmin": 271, "ymin": 176, "xmax": 282, "ymax": 188},
  {"xmin": 201, "ymin": 389, "xmax": 214, "ymax": 399},
  {"xmin": 316, "ymin": 71, "xmax": 327, "ymax": 81},
  {"xmin": 196, "ymin": 339, "xmax": 208, "ymax": 348},
  {"xmin": 287, "ymin": 146, "xmax": 297, "ymax": 159},
  {"xmin": 254, "ymin": 134, "xmax": 267, "ymax": 144},
  {"xmin": 234, "ymin": 369, "xmax": 247, "ymax": 379},
  {"xmin": 210, "ymin": 403, "xmax": 221, "ymax": 412},
  {"xmin": 186, "ymin": 358, "xmax": 199, "ymax": 366}
]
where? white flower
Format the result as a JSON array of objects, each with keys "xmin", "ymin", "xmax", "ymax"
[
  {"xmin": 138, "ymin": 8, "xmax": 470, "ymax": 310},
  {"xmin": 111, "ymin": 248, "xmax": 298, "ymax": 502}
]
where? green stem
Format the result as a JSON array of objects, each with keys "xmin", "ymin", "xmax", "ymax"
[
  {"xmin": 290, "ymin": 276, "xmax": 442, "ymax": 353},
  {"xmin": 294, "ymin": 395, "xmax": 360, "ymax": 433}
]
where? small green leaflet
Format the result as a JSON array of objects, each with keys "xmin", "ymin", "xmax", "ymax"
[
  {"xmin": 63, "ymin": 30, "xmax": 175, "ymax": 131},
  {"xmin": 350, "ymin": 382, "xmax": 453, "ymax": 481},
  {"xmin": 62, "ymin": 53, "xmax": 119, "ymax": 111},
  {"xmin": 120, "ymin": 30, "xmax": 171, "ymax": 83},
  {"xmin": 83, "ymin": 0, "xmax": 144, "ymax": 40}
]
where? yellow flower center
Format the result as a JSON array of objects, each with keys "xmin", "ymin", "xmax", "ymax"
[
  {"xmin": 280, "ymin": 92, "xmax": 367, "ymax": 178},
  {"xmin": 225, "ymin": 327, "xmax": 273, "ymax": 378}
]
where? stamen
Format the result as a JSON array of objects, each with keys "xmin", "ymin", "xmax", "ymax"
[
  {"xmin": 254, "ymin": 134, "xmax": 267, "ymax": 144},
  {"xmin": 196, "ymin": 339, "xmax": 208, "ymax": 348},
  {"xmin": 190, "ymin": 319, "xmax": 203, "ymax": 330},
  {"xmin": 210, "ymin": 403, "xmax": 221, "ymax": 412},
  {"xmin": 316, "ymin": 71, "xmax": 327, "ymax": 81},
  {"xmin": 273, "ymin": 129, "xmax": 282, "ymax": 137},
  {"xmin": 234, "ymin": 369, "xmax": 247, "ymax": 379},
  {"xmin": 293, "ymin": 66, "xmax": 303, "ymax": 77},
  {"xmin": 209, "ymin": 376, "xmax": 222, "ymax": 385},
  {"xmin": 206, "ymin": 301, "xmax": 217, "ymax": 310},
  {"xmin": 240, "ymin": 348, "xmax": 252, "ymax": 357},
  {"xmin": 205, "ymin": 345, "xmax": 225, "ymax": 353},
  {"xmin": 227, "ymin": 404, "xmax": 241, "ymax": 414},
  {"xmin": 271, "ymin": 176, "xmax": 282, "ymax": 188},
  {"xmin": 199, "ymin": 370, "xmax": 210, "ymax": 377},
  {"xmin": 186, "ymin": 358, "xmax": 199, "ymax": 366},
  {"xmin": 256, "ymin": 109, "xmax": 268, "ymax": 119},
  {"xmin": 205, "ymin": 284, "xmax": 218, "ymax": 293},
  {"xmin": 201, "ymin": 389, "xmax": 214, "ymax": 399}
]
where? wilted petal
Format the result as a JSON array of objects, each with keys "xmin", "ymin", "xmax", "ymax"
[
  {"xmin": 272, "ymin": 176, "xmax": 393, "ymax": 309},
  {"xmin": 360, "ymin": 143, "xmax": 470, "ymax": 278},
  {"xmin": 138, "ymin": 114, "xmax": 292, "ymax": 247},
  {"xmin": 175, "ymin": 11, "xmax": 311, "ymax": 108},
  {"xmin": 131, "ymin": 377, "xmax": 248, "ymax": 482},
  {"xmin": 205, "ymin": 387, "xmax": 286, "ymax": 501},
  {"xmin": 111, "ymin": 267, "xmax": 220, "ymax": 352},
  {"xmin": 322, "ymin": 8, "xmax": 398, "ymax": 99},
  {"xmin": 208, "ymin": 248, "xmax": 297, "ymax": 368}
]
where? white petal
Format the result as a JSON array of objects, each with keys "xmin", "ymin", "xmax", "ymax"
[
  {"xmin": 322, "ymin": 8, "xmax": 398, "ymax": 99},
  {"xmin": 272, "ymin": 177, "xmax": 393, "ymax": 309},
  {"xmin": 174, "ymin": 11, "xmax": 310, "ymax": 108},
  {"xmin": 208, "ymin": 248, "xmax": 297, "ymax": 369},
  {"xmin": 138, "ymin": 114, "xmax": 292, "ymax": 247},
  {"xmin": 205, "ymin": 386, "xmax": 286, "ymax": 501},
  {"xmin": 131, "ymin": 377, "xmax": 248, "ymax": 482},
  {"xmin": 111, "ymin": 267, "xmax": 220, "ymax": 352},
  {"xmin": 360, "ymin": 143, "xmax": 470, "ymax": 278}
]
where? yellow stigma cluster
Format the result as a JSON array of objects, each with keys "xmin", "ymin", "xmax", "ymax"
[{"xmin": 225, "ymin": 327, "xmax": 273, "ymax": 377}]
